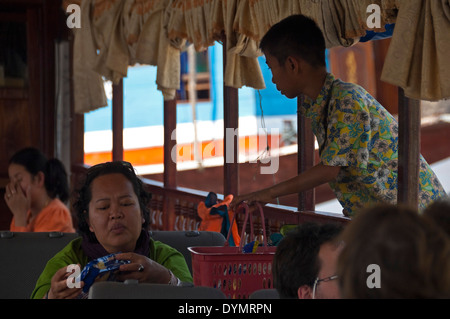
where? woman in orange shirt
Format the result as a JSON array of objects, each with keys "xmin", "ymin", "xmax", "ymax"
[{"xmin": 4, "ymin": 147, "xmax": 75, "ymax": 233}]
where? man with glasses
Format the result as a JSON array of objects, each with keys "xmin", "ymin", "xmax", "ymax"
[{"xmin": 273, "ymin": 222, "xmax": 343, "ymax": 299}]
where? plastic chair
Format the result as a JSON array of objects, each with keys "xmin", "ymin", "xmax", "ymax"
[
  {"xmin": 0, "ymin": 231, "xmax": 80, "ymax": 299},
  {"xmin": 88, "ymin": 280, "xmax": 227, "ymax": 299},
  {"xmin": 0, "ymin": 230, "xmax": 225, "ymax": 298}
]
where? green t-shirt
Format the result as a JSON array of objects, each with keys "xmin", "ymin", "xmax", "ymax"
[{"xmin": 31, "ymin": 237, "xmax": 193, "ymax": 299}]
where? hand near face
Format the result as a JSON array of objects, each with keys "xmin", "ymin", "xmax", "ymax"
[{"xmin": 4, "ymin": 181, "xmax": 30, "ymax": 226}]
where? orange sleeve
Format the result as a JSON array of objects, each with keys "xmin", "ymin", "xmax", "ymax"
[
  {"xmin": 10, "ymin": 217, "xmax": 29, "ymax": 232},
  {"xmin": 10, "ymin": 210, "xmax": 32, "ymax": 232},
  {"xmin": 33, "ymin": 200, "xmax": 76, "ymax": 233}
]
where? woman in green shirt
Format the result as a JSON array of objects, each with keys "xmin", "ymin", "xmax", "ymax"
[{"xmin": 31, "ymin": 161, "xmax": 192, "ymax": 299}]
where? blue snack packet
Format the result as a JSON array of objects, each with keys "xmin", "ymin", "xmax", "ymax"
[
  {"xmin": 243, "ymin": 240, "xmax": 260, "ymax": 253},
  {"xmin": 79, "ymin": 253, "xmax": 130, "ymax": 293}
]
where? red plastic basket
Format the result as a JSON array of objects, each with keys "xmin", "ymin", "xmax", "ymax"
[{"xmin": 188, "ymin": 202, "xmax": 276, "ymax": 299}]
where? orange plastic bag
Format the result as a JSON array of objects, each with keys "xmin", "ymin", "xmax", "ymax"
[{"xmin": 197, "ymin": 192, "xmax": 240, "ymax": 246}]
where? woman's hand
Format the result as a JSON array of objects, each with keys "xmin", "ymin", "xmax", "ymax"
[
  {"xmin": 47, "ymin": 265, "xmax": 84, "ymax": 299},
  {"xmin": 4, "ymin": 182, "xmax": 30, "ymax": 227},
  {"xmin": 115, "ymin": 252, "xmax": 173, "ymax": 284}
]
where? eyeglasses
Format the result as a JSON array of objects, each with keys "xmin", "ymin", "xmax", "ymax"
[{"xmin": 312, "ymin": 275, "xmax": 338, "ymax": 299}]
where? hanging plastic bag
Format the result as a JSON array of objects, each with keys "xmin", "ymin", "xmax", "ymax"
[{"xmin": 197, "ymin": 192, "xmax": 240, "ymax": 246}]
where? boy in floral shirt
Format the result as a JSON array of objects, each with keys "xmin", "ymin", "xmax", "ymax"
[{"xmin": 231, "ymin": 14, "xmax": 446, "ymax": 217}]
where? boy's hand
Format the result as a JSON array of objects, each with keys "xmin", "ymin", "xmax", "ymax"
[
  {"xmin": 4, "ymin": 182, "xmax": 30, "ymax": 227},
  {"xmin": 230, "ymin": 189, "xmax": 272, "ymax": 211}
]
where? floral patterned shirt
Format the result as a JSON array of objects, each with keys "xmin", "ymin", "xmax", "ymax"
[{"xmin": 299, "ymin": 73, "xmax": 446, "ymax": 217}]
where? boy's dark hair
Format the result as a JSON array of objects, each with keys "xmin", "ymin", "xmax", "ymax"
[
  {"xmin": 273, "ymin": 222, "xmax": 343, "ymax": 299},
  {"xmin": 10, "ymin": 147, "xmax": 69, "ymax": 203},
  {"xmin": 73, "ymin": 161, "xmax": 151, "ymax": 243},
  {"xmin": 259, "ymin": 14, "xmax": 326, "ymax": 68}
]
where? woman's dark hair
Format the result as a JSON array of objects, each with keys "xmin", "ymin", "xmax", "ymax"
[
  {"xmin": 9, "ymin": 147, "xmax": 69, "ymax": 202},
  {"xmin": 337, "ymin": 204, "xmax": 450, "ymax": 298},
  {"xmin": 73, "ymin": 161, "xmax": 151, "ymax": 242},
  {"xmin": 260, "ymin": 14, "xmax": 326, "ymax": 68}
]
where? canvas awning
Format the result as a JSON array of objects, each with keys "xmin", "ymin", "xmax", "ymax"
[
  {"xmin": 381, "ymin": 0, "xmax": 450, "ymax": 101},
  {"xmin": 64, "ymin": 0, "xmax": 450, "ymax": 114}
]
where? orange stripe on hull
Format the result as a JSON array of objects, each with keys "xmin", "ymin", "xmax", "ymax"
[{"xmin": 84, "ymin": 135, "xmax": 281, "ymax": 167}]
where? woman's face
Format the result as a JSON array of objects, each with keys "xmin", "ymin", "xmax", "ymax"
[
  {"xmin": 8, "ymin": 163, "xmax": 42, "ymax": 203},
  {"xmin": 87, "ymin": 173, "xmax": 144, "ymax": 253}
]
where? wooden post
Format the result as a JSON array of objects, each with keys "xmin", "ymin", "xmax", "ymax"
[
  {"xmin": 297, "ymin": 97, "xmax": 315, "ymax": 211},
  {"xmin": 163, "ymin": 99, "xmax": 177, "ymax": 189},
  {"xmin": 163, "ymin": 98, "xmax": 177, "ymax": 229},
  {"xmin": 223, "ymin": 42, "xmax": 239, "ymax": 197},
  {"xmin": 397, "ymin": 87, "xmax": 420, "ymax": 208},
  {"xmin": 69, "ymin": 33, "xmax": 84, "ymax": 167},
  {"xmin": 112, "ymin": 79, "xmax": 124, "ymax": 161}
]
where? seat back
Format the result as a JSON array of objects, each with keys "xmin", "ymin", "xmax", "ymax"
[
  {"xmin": 0, "ymin": 231, "xmax": 80, "ymax": 299},
  {"xmin": 249, "ymin": 289, "xmax": 280, "ymax": 299},
  {"xmin": 149, "ymin": 230, "xmax": 226, "ymax": 274},
  {"xmin": 0, "ymin": 230, "xmax": 225, "ymax": 298},
  {"xmin": 89, "ymin": 280, "xmax": 226, "ymax": 299}
]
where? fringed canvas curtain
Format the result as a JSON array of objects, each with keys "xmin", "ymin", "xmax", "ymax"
[
  {"xmin": 166, "ymin": 0, "xmax": 266, "ymax": 92},
  {"xmin": 65, "ymin": 0, "xmax": 449, "ymax": 114},
  {"xmin": 381, "ymin": 0, "xmax": 450, "ymax": 101},
  {"xmin": 68, "ymin": 0, "xmax": 183, "ymax": 113}
]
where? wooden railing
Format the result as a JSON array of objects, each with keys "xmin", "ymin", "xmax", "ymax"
[{"xmin": 71, "ymin": 164, "xmax": 350, "ymax": 245}]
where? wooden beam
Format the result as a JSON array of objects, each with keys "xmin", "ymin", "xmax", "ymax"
[
  {"xmin": 163, "ymin": 98, "xmax": 177, "ymax": 230},
  {"xmin": 26, "ymin": 8, "xmax": 42, "ymax": 152},
  {"xmin": 163, "ymin": 99, "xmax": 177, "ymax": 189},
  {"xmin": 112, "ymin": 79, "xmax": 124, "ymax": 161},
  {"xmin": 397, "ymin": 87, "xmax": 420, "ymax": 208},
  {"xmin": 222, "ymin": 43, "xmax": 239, "ymax": 197},
  {"xmin": 297, "ymin": 97, "xmax": 316, "ymax": 211},
  {"xmin": 68, "ymin": 35, "xmax": 84, "ymax": 166}
]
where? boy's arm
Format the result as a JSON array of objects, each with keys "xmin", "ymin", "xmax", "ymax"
[{"xmin": 230, "ymin": 163, "xmax": 341, "ymax": 209}]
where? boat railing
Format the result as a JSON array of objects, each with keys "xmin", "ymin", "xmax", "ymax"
[{"xmin": 71, "ymin": 163, "xmax": 350, "ymax": 243}]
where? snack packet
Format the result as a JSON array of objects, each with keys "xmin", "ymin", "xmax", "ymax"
[
  {"xmin": 243, "ymin": 240, "xmax": 260, "ymax": 253},
  {"xmin": 79, "ymin": 253, "xmax": 130, "ymax": 294}
]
